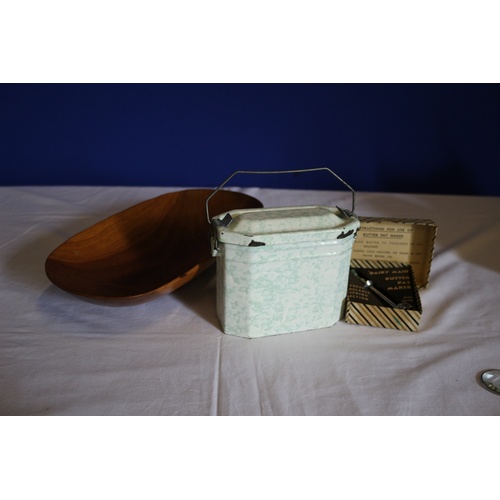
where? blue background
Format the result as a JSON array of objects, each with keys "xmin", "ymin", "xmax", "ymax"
[{"xmin": 1, "ymin": 84, "xmax": 499, "ymax": 196}]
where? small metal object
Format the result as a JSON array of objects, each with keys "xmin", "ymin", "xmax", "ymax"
[
  {"xmin": 480, "ymin": 369, "xmax": 500, "ymax": 395},
  {"xmin": 351, "ymin": 268, "xmax": 412, "ymax": 310}
]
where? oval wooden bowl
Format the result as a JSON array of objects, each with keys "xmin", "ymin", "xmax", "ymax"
[{"xmin": 45, "ymin": 189, "xmax": 263, "ymax": 303}]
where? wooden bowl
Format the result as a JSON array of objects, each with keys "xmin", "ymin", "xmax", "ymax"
[{"xmin": 45, "ymin": 189, "xmax": 263, "ymax": 303}]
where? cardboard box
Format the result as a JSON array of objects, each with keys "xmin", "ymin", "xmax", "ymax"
[
  {"xmin": 344, "ymin": 261, "xmax": 422, "ymax": 332},
  {"xmin": 351, "ymin": 217, "xmax": 437, "ymax": 288}
]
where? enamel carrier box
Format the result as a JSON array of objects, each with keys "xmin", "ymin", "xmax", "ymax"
[{"xmin": 208, "ymin": 169, "xmax": 360, "ymax": 338}]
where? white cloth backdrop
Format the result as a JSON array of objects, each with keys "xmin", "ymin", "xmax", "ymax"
[{"xmin": 1, "ymin": 186, "xmax": 499, "ymax": 415}]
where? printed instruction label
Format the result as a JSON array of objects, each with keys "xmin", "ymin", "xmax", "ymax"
[{"xmin": 351, "ymin": 220, "xmax": 435, "ymax": 287}]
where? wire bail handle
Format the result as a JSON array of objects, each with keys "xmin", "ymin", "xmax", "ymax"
[{"xmin": 205, "ymin": 167, "xmax": 356, "ymax": 223}]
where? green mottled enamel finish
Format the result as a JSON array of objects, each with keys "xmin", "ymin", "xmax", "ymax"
[{"xmin": 212, "ymin": 206, "xmax": 360, "ymax": 338}]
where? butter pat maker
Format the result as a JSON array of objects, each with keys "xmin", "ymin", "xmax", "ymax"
[{"xmin": 207, "ymin": 169, "xmax": 360, "ymax": 338}]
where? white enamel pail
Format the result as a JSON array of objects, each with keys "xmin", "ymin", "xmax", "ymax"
[{"xmin": 207, "ymin": 168, "xmax": 359, "ymax": 338}]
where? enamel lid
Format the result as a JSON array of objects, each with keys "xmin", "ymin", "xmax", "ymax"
[{"xmin": 212, "ymin": 205, "xmax": 359, "ymax": 247}]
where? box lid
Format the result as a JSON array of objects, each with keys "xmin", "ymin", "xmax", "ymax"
[
  {"xmin": 212, "ymin": 205, "xmax": 359, "ymax": 247},
  {"xmin": 351, "ymin": 217, "xmax": 437, "ymax": 288}
]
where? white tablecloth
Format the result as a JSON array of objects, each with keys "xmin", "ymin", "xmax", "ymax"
[{"xmin": 1, "ymin": 186, "xmax": 499, "ymax": 415}]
